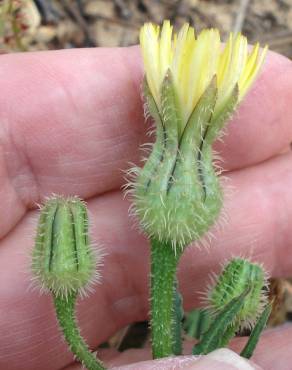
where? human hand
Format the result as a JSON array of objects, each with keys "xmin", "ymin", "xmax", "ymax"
[{"xmin": 0, "ymin": 47, "xmax": 292, "ymax": 370}]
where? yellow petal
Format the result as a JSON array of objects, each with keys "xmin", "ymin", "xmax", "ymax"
[
  {"xmin": 238, "ymin": 45, "xmax": 268, "ymax": 100},
  {"xmin": 139, "ymin": 21, "xmax": 267, "ymax": 126}
]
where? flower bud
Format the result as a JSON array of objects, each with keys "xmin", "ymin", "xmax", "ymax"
[
  {"xmin": 206, "ymin": 258, "xmax": 268, "ymax": 330},
  {"xmin": 31, "ymin": 196, "xmax": 97, "ymax": 297}
]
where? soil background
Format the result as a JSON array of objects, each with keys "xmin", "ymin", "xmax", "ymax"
[{"xmin": 1, "ymin": 0, "xmax": 292, "ymax": 58}]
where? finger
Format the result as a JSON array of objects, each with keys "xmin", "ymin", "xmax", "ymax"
[
  {"xmin": 0, "ymin": 201, "xmax": 149, "ymax": 370},
  {"xmin": 1, "ymin": 151, "xmax": 292, "ymax": 369},
  {"xmin": 63, "ymin": 349, "xmax": 261, "ymax": 370},
  {"xmin": 64, "ymin": 326, "xmax": 292, "ymax": 370},
  {"xmin": 112, "ymin": 349, "xmax": 261, "ymax": 370},
  {"xmin": 113, "ymin": 325, "xmax": 292, "ymax": 370},
  {"xmin": 0, "ymin": 46, "xmax": 145, "ymax": 237},
  {"xmin": 65, "ymin": 326, "xmax": 292, "ymax": 370},
  {"xmin": 1, "ymin": 48, "xmax": 292, "ymax": 237}
]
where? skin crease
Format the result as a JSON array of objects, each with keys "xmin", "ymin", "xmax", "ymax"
[{"xmin": 0, "ymin": 46, "xmax": 292, "ymax": 369}]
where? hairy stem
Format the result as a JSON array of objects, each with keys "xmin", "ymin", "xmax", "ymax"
[
  {"xmin": 53, "ymin": 292, "xmax": 106, "ymax": 370},
  {"xmin": 150, "ymin": 238, "xmax": 182, "ymax": 358},
  {"xmin": 172, "ymin": 280, "xmax": 184, "ymax": 355}
]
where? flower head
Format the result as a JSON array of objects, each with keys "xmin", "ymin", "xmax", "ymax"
[
  {"xmin": 205, "ymin": 258, "xmax": 269, "ymax": 331},
  {"xmin": 129, "ymin": 22, "xmax": 267, "ymax": 249},
  {"xmin": 31, "ymin": 196, "xmax": 100, "ymax": 298},
  {"xmin": 140, "ymin": 21, "xmax": 267, "ymax": 126}
]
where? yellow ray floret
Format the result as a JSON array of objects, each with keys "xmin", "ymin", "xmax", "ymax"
[{"xmin": 140, "ymin": 21, "xmax": 267, "ymax": 125}]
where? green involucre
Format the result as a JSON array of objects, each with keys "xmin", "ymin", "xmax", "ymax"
[
  {"xmin": 132, "ymin": 71, "xmax": 238, "ymax": 248},
  {"xmin": 207, "ymin": 258, "xmax": 268, "ymax": 330},
  {"xmin": 32, "ymin": 196, "xmax": 97, "ymax": 297}
]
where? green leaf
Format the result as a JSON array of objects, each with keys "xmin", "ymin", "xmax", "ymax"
[{"xmin": 240, "ymin": 303, "xmax": 272, "ymax": 359}]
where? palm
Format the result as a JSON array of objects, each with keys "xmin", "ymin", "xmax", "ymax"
[{"xmin": 0, "ymin": 47, "xmax": 292, "ymax": 370}]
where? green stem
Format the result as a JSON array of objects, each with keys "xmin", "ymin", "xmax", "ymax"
[
  {"xmin": 240, "ymin": 303, "xmax": 272, "ymax": 359},
  {"xmin": 150, "ymin": 238, "xmax": 182, "ymax": 358},
  {"xmin": 53, "ymin": 292, "xmax": 106, "ymax": 370},
  {"xmin": 172, "ymin": 280, "xmax": 184, "ymax": 355}
]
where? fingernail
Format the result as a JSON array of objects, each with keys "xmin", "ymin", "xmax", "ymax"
[{"xmin": 186, "ymin": 349, "xmax": 263, "ymax": 370}]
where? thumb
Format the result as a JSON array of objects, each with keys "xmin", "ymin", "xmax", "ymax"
[{"xmin": 112, "ymin": 349, "xmax": 263, "ymax": 370}]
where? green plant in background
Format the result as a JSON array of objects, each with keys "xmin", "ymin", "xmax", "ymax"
[
  {"xmin": 31, "ymin": 196, "xmax": 106, "ymax": 370},
  {"xmin": 128, "ymin": 20, "xmax": 268, "ymax": 358}
]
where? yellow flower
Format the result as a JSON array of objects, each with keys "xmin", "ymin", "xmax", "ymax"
[
  {"xmin": 140, "ymin": 21, "xmax": 267, "ymax": 125},
  {"xmin": 131, "ymin": 21, "xmax": 267, "ymax": 248}
]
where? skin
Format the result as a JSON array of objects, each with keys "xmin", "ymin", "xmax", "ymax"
[{"xmin": 0, "ymin": 46, "xmax": 292, "ymax": 370}]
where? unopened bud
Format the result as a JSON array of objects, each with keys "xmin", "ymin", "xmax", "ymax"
[
  {"xmin": 207, "ymin": 258, "xmax": 268, "ymax": 330},
  {"xmin": 31, "ymin": 196, "xmax": 97, "ymax": 298}
]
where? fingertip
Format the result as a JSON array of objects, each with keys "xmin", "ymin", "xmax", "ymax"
[
  {"xmin": 201, "ymin": 349, "xmax": 263, "ymax": 370},
  {"xmin": 111, "ymin": 349, "xmax": 262, "ymax": 370}
]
